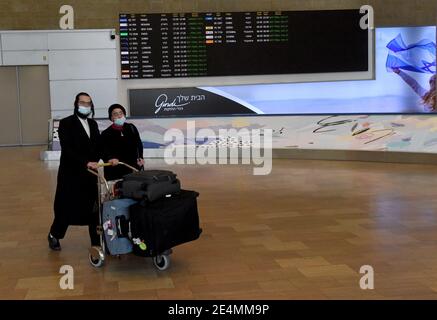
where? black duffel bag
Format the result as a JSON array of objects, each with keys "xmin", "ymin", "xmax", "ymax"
[
  {"xmin": 121, "ymin": 170, "xmax": 181, "ymax": 201},
  {"xmin": 129, "ymin": 190, "xmax": 202, "ymax": 256}
]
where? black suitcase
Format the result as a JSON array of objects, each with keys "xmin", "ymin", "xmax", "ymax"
[
  {"xmin": 121, "ymin": 170, "xmax": 181, "ymax": 201},
  {"xmin": 129, "ymin": 190, "xmax": 202, "ymax": 256}
]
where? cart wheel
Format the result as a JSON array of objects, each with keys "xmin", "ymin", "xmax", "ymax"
[
  {"xmin": 88, "ymin": 246, "xmax": 105, "ymax": 268},
  {"xmin": 153, "ymin": 255, "xmax": 170, "ymax": 271},
  {"xmin": 89, "ymin": 253, "xmax": 104, "ymax": 268}
]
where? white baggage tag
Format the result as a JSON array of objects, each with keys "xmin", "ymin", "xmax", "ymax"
[{"xmin": 103, "ymin": 221, "xmax": 110, "ymax": 230}]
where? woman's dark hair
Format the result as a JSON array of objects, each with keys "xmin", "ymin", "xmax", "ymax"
[
  {"xmin": 108, "ymin": 104, "xmax": 127, "ymax": 120},
  {"xmin": 74, "ymin": 92, "xmax": 95, "ymax": 118}
]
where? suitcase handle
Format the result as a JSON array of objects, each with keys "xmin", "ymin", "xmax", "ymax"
[
  {"xmin": 152, "ymin": 175, "xmax": 172, "ymax": 182},
  {"xmin": 115, "ymin": 215, "xmax": 131, "ymax": 238}
]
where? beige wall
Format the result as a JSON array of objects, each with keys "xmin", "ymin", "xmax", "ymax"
[{"xmin": 0, "ymin": 0, "xmax": 435, "ymax": 31}]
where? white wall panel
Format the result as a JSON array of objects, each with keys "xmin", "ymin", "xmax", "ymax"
[
  {"xmin": 1, "ymin": 32, "xmax": 48, "ymax": 51},
  {"xmin": 50, "ymin": 79, "xmax": 118, "ymax": 111},
  {"xmin": 48, "ymin": 49, "xmax": 117, "ymax": 80},
  {"xmin": 3, "ymin": 51, "xmax": 48, "ymax": 65},
  {"xmin": 48, "ymin": 31, "xmax": 116, "ymax": 50},
  {"xmin": 0, "ymin": 34, "xmax": 3, "ymax": 65}
]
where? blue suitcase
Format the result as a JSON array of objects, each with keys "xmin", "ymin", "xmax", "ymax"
[{"xmin": 102, "ymin": 198, "xmax": 137, "ymax": 255}]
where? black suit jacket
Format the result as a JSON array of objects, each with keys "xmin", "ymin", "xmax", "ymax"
[{"xmin": 54, "ymin": 115, "xmax": 101, "ymax": 225}]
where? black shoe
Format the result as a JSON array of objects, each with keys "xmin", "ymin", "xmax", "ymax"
[{"xmin": 48, "ymin": 233, "xmax": 61, "ymax": 251}]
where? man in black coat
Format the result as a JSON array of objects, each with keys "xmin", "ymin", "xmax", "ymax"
[{"xmin": 48, "ymin": 92, "xmax": 101, "ymax": 251}]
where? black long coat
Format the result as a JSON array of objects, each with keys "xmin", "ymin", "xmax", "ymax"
[
  {"xmin": 54, "ymin": 115, "xmax": 101, "ymax": 226},
  {"xmin": 100, "ymin": 123, "xmax": 143, "ymax": 181}
]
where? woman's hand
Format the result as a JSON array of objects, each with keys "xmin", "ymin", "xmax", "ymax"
[
  {"xmin": 86, "ymin": 162, "xmax": 99, "ymax": 170},
  {"xmin": 108, "ymin": 159, "xmax": 119, "ymax": 166},
  {"xmin": 137, "ymin": 158, "xmax": 145, "ymax": 167}
]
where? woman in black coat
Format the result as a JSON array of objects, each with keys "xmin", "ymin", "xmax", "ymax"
[
  {"xmin": 101, "ymin": 104, "xmax": 144, "ymax": 181},
  {"xmin": 48, "ymin": 92, "xmax": 101, "ymax": 251}
]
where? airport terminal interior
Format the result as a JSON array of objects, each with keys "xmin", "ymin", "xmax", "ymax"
[
  {"xmin": 0, "ymin": 0, "xmax": 437, "ymax": 300},
  {"xmin": 4, "ymin": 147, "xmax": 437, "ymax": 299}
]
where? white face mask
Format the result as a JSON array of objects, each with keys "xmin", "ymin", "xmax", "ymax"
[{"xmin": 78, "ymin": 105, "xmax": 91, "ymax": 116}]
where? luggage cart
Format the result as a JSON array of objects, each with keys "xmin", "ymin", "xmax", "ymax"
[{"xmin": 87, "ymin": 162, "xmax": 171, "ymax": 270}]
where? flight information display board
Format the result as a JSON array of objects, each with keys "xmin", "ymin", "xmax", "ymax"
[{"xmin": 119, "ymin": 10, "xmax": 369, "ymax": 79}]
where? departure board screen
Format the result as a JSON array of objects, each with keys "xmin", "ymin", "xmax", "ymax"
[{"xmin": 119, "ymin": 10, "xmax": 369, "ymax": 79}]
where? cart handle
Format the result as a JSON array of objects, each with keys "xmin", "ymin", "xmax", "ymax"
[
  {"xmin": 87, "ymin": 167, "xmax": 110, "ymax": 194},
  {"xmin": 87, "ymin": 161, "xmax": 139, "ymax": 180},
  {"xmin": 87, "ymin": 161, "xmax": 139, "ymax": 197},
  {"xmin": 118, "ymin": 161, "xmax": 139, "ymax": 172}
]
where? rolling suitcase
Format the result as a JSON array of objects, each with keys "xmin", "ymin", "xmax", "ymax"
[
  {"xmin": 129, "ymin": 190, "xmax": 202, "ymax": 257},
  {"xmin": 102, "ymin": 198, "xmax": 137, "ymax": 255}
]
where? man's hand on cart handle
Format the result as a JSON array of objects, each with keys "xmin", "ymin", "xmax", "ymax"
[
  {"xmin": 108, "ymin": 159, "xmax": 119, "ymax": 166},
  {"xmin": 87, "ymin": 161, "xmax": 138, "ymax": 172},
  {"xmin": 87, "ymin": 162, "xmax": 99, "ymax": 170}
]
